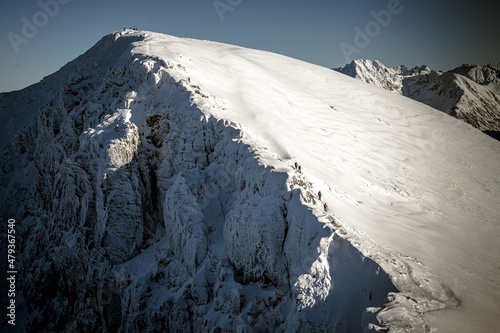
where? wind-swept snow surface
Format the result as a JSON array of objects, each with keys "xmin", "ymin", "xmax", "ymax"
[{"xmin": 1, "ymin": 31, "xmax": 499, "ymax": 332}]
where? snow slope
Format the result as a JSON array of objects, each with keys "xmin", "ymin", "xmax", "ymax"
[
  {"xmin": 1, "ymin": 31, "xmax": 500, "ymax": 332},
  {"xmin": 334, "ymin": 60, "xmax": 500, "ymax": 136}
]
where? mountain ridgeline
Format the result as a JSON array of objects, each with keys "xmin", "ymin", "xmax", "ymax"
[
  {"xmin": 334, "ymin": 60, "xmax": 500, "ymax": 139},
  {"xmin": 1, "ymin": 31, "xmax": 500, "ymax": 332}
]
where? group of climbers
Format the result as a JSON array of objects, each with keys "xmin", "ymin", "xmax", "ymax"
[
  {"xmin": 319, "ymin": 191, "xmax": 327, "ymax": 211},
  {"xmin": 294, "ymin": 161, "xmax": 302, "ymax": 173},
  {"xmin": 293, "ymin": 162, "xmax": 327, "ymax": 212}
]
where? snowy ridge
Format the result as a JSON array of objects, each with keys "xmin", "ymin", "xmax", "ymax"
[
  {"xmin": 334, "ymin": 60, "xmax": 500, "ymax": 135},
  {"xmin": 404, "ymin": 66, "xmax": 500, "ymax": 133},
  {"xmin": 1, "ymin": 31, "xmax": 500, "ymax": 332},
  {"xmin": 334, "ymin": 59, "xmax": 433, "ymax": 93}
]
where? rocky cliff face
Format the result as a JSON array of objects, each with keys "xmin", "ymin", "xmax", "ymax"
[
  {"xmin": 0, "ymin": 32, "xmax": 410, "ymax": 332},
  {"xmin": 334, "ymin": 60, "xmax": 500, "ymax": 137}
]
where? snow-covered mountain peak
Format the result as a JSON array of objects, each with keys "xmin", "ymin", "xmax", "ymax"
[
  {"xmin": 1, "ymin": 31, "xmax": 500, "ymax": 332},
  {"xmin": 334, "ymin": 59, "xmax": 500, "ymax": 136},
  {"xmin": 449, "ymin": 63, "xmax": 500, "ymax": 85},
  {"xmin": 333, "ymin": 59, "xmax": 434, "ymax": 93}
]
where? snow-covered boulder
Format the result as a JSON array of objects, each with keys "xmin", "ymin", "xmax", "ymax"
[{"xmin": 124, "ymin": 90, "xmax": 137, "ymax": 108}]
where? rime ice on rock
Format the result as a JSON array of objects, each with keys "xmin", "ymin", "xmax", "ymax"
[
  {"xmin": 124, "ymin": 90, "xmax": 137, "ymax": 109},
  {"xmin": 1, "ymin": 31, "xmax": 499, "ymax": 333}
]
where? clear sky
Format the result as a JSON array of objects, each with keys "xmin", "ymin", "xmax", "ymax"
[{"xmin": 1, "ymin": 0, "xmax": 499, "ymax": 92}]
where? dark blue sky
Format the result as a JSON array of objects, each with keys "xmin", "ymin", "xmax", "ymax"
[{"xmin": 1, "ymin": 0, "xmax": 499, "ymax": 92}]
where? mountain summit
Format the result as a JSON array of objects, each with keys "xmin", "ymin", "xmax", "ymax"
[{"xmin": 1, "ymin": 31, "xmax": 500, "ymax": 332}]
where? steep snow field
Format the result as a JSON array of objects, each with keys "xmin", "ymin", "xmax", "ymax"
[
  {"xmin": 1, "ymin": 30, "xmax": 499, "ymax": 332},
  {"xmin": 135, "ymin": 32, "xmax": 500, "ymax": 331}
]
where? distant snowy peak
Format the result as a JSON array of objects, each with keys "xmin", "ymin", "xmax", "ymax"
[
  {"xmin": 333, "ymin": 59, "xmax": 433, "ymax": 93},
  {"xmin": 449, "ymin": 63, "xmax": 500, "ymax": 86},
  {"xmin": 334, "ymin": 59, "xmax": 500, "ymax": 134}
]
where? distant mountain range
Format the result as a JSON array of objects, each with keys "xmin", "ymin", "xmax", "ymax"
[{"xmin": 334, "ymin": 60, "xmax": 500, "ymax": 139}]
